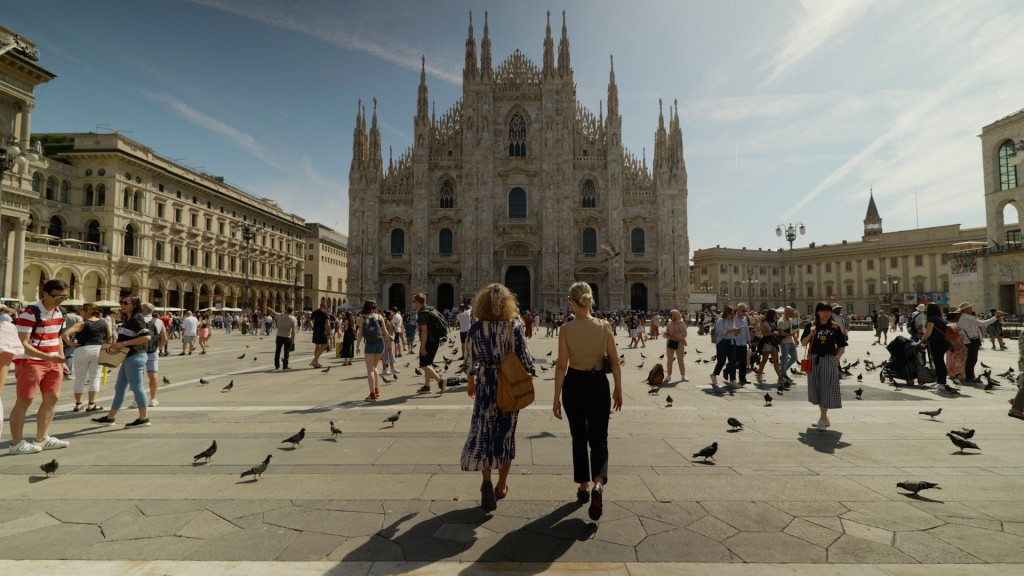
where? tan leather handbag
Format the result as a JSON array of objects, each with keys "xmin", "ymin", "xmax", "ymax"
[{"xmin": 497, "ymin": 322, "xmax": 534, "ymax": 413}]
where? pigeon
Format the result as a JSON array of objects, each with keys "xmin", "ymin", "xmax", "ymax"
[
  {"xmin": 856, "ymin": 374, "xmax": 863, "ymax": 382},
  {"xmin": 984, "ymin": 382, "xmax": 996, "ymax": 393},
  {"xmin": 943, "ymin": 383, "xmax": 961, "ymax": 395},
  {"xmin": 693, "ymin": 442, "xmax": 718, "ymax": 461},
  {"xmin": 981, "ymin": 362, "xmax": 991, "ymax": 369},
  {"xmin": 919, "ymin": 408, "xmax": 942, "ymax": 420},
  {"xmin": 329, "ymin": 421, "xmax": 342, "ymax": 438},
  {"xmin": 321, "ymin": 365, "xmax": 331, "ymax": 374},
  {"xmin": 253, "ymin": 357, "xmax": 257, "ymax": 362},
  {"xmin": 855, "ymin": 387, "xmax": 863, "ymax": 399},
  {"xmin": 727, "ymin": 417, "xmax": 743, "ymax": 430},
  {"xmin": 222, "ymin": 380, "xmax": 234, "ymax": 392},
  {"xmin": 237, "ymin": 353, "xmax": 246, "ymax": 360},
  {"xmin": 658, "ymin": 354, "xmax": 665, "ymax": 359},
  {"xmin": 666, "ymin": 395, "xmax": 673, "ymax": 407},
  {"xmin": 546, "ymin": 351, "xmax": 553, "ymax": 357},
  {"xmin": 897, "ymin": 480, "xmax": 941, "ymax": 496},
  {"xmin": 415, "ymin": 368, "xmax": 422, "ymax": 376},
  {"xmin": 193, "ymin": 440, "xmax": 217, "ymax": 462},
  {"xmin": 696, "ymin": 349, "xmax": 703, "ymax": 354},
  {"xmin": 39, "ymin": 459, "xmax": 59, "ymax": 477},
  {"xmin": 240, "ymin": 455, "xmax": 272, "ymax": 480},
  {"xmin": 199, "ymin": 378, "xmax": 210, "ymax": 386},
  {"xmin": 384, "ymin": 411, "xmax": 402, "ymax": 426},
  {"xmin": 866, "ymin": 351, "xmax": 870, "ymax": 356},
  {"xmin": 162, "ymin": 376, "xmax": 171, "ymax": 386},
  {"xmin": 540, "ymin": 366, "xmax": 548, "ymax": 372},
  {"xmin": 648, "ymin": 387, "xmax": 660, "ymax": 395},
  {"xmin": 950, "ymin": 428, "xmax": 975, "ymax": 440},
  {"xmin": 946, "ymin": 432, "xmax": 980, "ymax": 453},
  {"xmin": 640, "ymin": 353, "xmax": 647, "ymax": 359},
  {"xmin": 763, "ymin": 393, "xmax": 773, "ymax": 406},
  {"xmin": 636, "ymin": 363, "xmax": 644, "ymax": 369},
  {"xmin": 281, "ymin": 428, "xmax": 306, "ymax": 448}
]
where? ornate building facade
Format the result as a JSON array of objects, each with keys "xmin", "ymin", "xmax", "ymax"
[
  {"xmin": 347, "ymin": 12, "xmax": 689, "ymax": 312},
  {"xmin": 302, "ymin": 222, "xmax": 348, "ymax": 311}
]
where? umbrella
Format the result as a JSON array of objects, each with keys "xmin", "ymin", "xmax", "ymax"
[
  {"xmin": 92, "ymin": 300, "xmax": 121, "ymax": 308},
  {"xmin": 62, "ymin": 299, "xmax": 85, "ymax": 306}
]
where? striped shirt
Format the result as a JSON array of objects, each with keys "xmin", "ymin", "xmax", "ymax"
[{"xmin": 15, "ymin": 301, "xmax": 65, "ymax": 363}]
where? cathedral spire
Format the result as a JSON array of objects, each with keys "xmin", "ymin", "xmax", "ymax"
[
  {"xmin": 351, "ymin": 99, "xmax": 366, "ymax": 170},
  {"xmin": 369, "ymin": 97, "xmax": 382, "ymax": 176},
  {"xmin": 542, "ymin": 11, "xmax": 555, "ymax": 78},
  {"xmin": 416, "ymin": 55, "xmax": 429, "ymax": 121},
  {"xmin": 480, "ymin": 11, "xmax": 492, "ymax": 80},
  {"xmin": 464, "ymin": 12, "xmax": 478, "ymax": 81},
  {"xmin": 557, "ymin": 10, "xmax": 572, "ymax": 78},
  {"xmin": 607, "ymin": 55, "xmax": 619, "ymax": 120}
]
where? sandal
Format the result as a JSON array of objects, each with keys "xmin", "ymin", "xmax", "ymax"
[
  {"xmin": 365, "ymin": 393, "xmax": 377, "ymax": 402},
  {"xmin": 495, "ymin": 484, "xmax": 509, "ymax": 500},
  {"xmin": 73, "ymin": 403, "xmax": 83, "ymax": 413},
  {"xmin": 86, "ymin": 404, "xmax": 104, "ymax": 412}
]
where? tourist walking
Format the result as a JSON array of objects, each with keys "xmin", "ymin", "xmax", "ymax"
[
  {"xmin": 552, "ymin": 282, "xmax": 622, "ymax": 521},
  {"xmin": 267, "ymin": 305, "xmax": 297, "ymax": 370},
  {"xmin": 755, "ymin": 309, "xmax": 784, "ymax": 385},
  {"xmin": 91, "ymin": 295, "xmax": 152, "ymax": 428},
  {"xmin": 340, "ymin": 311, "xmax": 356, "ymax": 366},
  {"xmin": 179, "ymin": 310, "xmax": 198, "ymax": 355},
  {"xmin": 663, "ymin": 309, "xmax": 687, "ymax": 383},
  {"xmin": 460, "ymin": 283, "xmax": 535, "ymax": 512},
  {"xmin": 710, "ymin": 307, "xmax": 740, "ymax": 386},
  {"xmin": 778, "ymin": 306, "xmax": 799, "ymax": 380},
  {"xmin": 61, "ymin": 303, "xmax": 110, "ymax": 413},
  {"xmin": 413, "ymin": 293, "xmax": 444, "ymax": 393},
  {"xmin": 356, "ymin": 300, "xmax": 389, "ymax": 401},
  {"xmin": 800, "ymin": 302, "xmax": 847, "ymax": 431},
  {"xmin": 310, "ymin": 301, "xmax": 330, "ymax": 369}
]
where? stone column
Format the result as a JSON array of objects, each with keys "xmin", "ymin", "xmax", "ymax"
[
  {"xmin": 12, "ymin": 219, "xmax": 26, "ymax": 300},
  {"xmin": 19, "ymin": 101, "xmax": 33, "ymax": 146}
]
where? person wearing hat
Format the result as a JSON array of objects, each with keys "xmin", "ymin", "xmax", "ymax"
[
  {"xmin": 909, "ymin": 303, "xmax": 928, "ymax": 342},
  {"xmin": 955, "ymin": 303, "xmax": 1000, "ymax": 384},
  {"xmin": 830, "ymin": 304, "xmax": 848, "ymax": 338},
  {"xmin": 800, "ymin": 302, "xmax": 847, "ymax": 430},
  {"xmin": 987, "ymin": 309, "xmax": 1007, "ymax": 352}
]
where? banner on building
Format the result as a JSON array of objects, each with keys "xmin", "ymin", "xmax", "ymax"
[{"xmin": 950, "ymin": 254, "xmax": 978, "ymax": 282}]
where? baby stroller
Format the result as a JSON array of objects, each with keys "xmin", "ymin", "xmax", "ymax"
[{"xmin": 879, "ymin": 335, "xmax": 935, "ymax": 386}]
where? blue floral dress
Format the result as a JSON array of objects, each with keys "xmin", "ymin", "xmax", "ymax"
[{"xmin": 460, "ymin": 318, "xmax": 535, "ymax": 471}]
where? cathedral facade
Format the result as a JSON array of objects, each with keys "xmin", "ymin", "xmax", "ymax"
[{"xmin": 347, "ymin": 12, "xmax": 689, "ymax": 313}]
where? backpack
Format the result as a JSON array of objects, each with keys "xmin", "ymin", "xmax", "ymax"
[
  {"xmin": 645, "ymin": 363, "xmax": 665, "ymax": 386},
  {"xmin": 421, "ymin": 306, "xmax": 448, "ymax": 342},
  {"xmin": 908, "ymin": 312, "xmax": 920, "ymax": 336},
  {"xmin": 145, "ymin": 317, "xmax": 160, "ymax": 354},
  {"xmin": 364, "ymin": 315, "xmax": 383, "ymax": 343},
  {"xmin": 497, "ymin": 324, "xmax": 534, "ymax": 413},
  {"xmin": 27, "ymin": 304, "xmax": 66, "ymax": 346}
]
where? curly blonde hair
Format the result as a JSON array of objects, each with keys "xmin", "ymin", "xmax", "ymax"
[{"xmin": 472, "ymin": 283, "xmax": 519, "ymax": 321}]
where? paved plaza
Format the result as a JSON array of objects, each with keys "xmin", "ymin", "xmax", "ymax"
[{"xmin": 1, "ymin": 326, "xmax": 1023, "ymax": 575}]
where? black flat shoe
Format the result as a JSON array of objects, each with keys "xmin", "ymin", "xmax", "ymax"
[
  {"xmin": 481, "ymin": 480, "xmax": 497, "ymax": 512},
  {"xmin": 576, "ymin": 488, "xmax": 590, "ymax": 504},
  {"xmin": 588, "ymin": 485, "xmax": 603, "ymax": 521}
]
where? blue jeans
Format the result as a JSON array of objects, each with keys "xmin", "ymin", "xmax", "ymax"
[
  {"xmin": 112, "ymin": 353, "xmax": 149, "ymax": 410},
  {"xmin": 780, "ymin": 342, "xmax": 797, "ymax": 375}
]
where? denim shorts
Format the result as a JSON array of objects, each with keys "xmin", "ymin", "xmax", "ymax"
[
  {"xmin": 146, "ymin": 351, "xmax": 159, "ymax": 373},
  {"xmin": 364, "ymin": 339, "xmax": 385, "ymax": 355}
]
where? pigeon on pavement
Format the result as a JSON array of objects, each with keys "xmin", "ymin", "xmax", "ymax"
[
  {"xmin": 727, "ymin": 417, "xmax": 743, "ymax": 430},
  {"xmin": 281, "ymin": 428, "xmax": 306, "ymax": 448},
  {"xmin": 237, "ymin": 353, "xmax": 246, "ymax": 360},
  {"xmin": 193, "ymin": 440, "xmax": 217, "ymax": 462},
  {"xmin": 855, "ymin": 387, "xmax": 863, "ymax": 399},
  {"xmin": 222, "ymin": 380, "xmax": 234, "ymax": 392},
  {"xmin": 665, "ymin": 395, "xmax": 673, "ymax": 407},
  {"xmin": 384, "ymin": 411, "xmax": 402, "ymax": 426},
  {"xmin": 321, "ymin": 365, "xmax": 331, "ymax": 374},
  {"xmin": 950, "ymin": 428, "xmax": 975, "ymax": 440},
  {"xmin": 693, "ymin": 442, "xmax": 719, "ymax": 462},
  {"xmin": 199, "ymin": 378, "xmax": 210, "ymax": 386},
  {"xmin": 897, "ymin": 480, "xmax": 941, "ymax": 495},
  {"xmin": 240, "ymin": 455, "xmax": 272, "ymax": 480},
  {"xmin": 40, "ymin": 459, "xmax": 59, "ymax": 477},
  {"xmin": 763, "ymin": 393, "xmax": 773, "ymax": 406},
  {"xmin": 919, "ymin": 408, "xmax": 942, "ymax": 420},
  {"xmin": 946, "ymin": 432, "xmax": 980, "ymax": 453},
  {"xmin": 162, "ymin": 376, "xmax": 171, "ymax": 386},
  {"xmin": 330, "ymin": 421, "xmax": 342, "ymax": 438}
]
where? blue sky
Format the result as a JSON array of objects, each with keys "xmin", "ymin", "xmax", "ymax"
[{"xmin": 6, "ymin": 0, "xmax": 1023, "ymax": 252}]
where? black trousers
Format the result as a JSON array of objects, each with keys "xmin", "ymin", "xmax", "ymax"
[
  {"xmin": 965, "ymin": 338, "xmax": 981, "ymax": 380},
  {"xmin": 733, "ymin": 344, "xmax": 749, "ymax": 382},
  {"xmin": 562, "ymin": 368, "xmax": 611, "ymax": 484},
  {"xmin": 274, "ymin": 336, "xmax": 292, "ymax": 369},
  {"xmin": 931, "ymin": 341, "xmax": 950, "ymax": 384}
]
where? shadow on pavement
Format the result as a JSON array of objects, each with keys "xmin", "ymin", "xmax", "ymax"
[{"xmin": 797, "ymin": 428, "xmax": 851, "ymax": 454}]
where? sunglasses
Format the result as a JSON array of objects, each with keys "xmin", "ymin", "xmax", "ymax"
[
  {"xmin": 120, "ymin": 300, "xmax": 132, "ymax": 306},
  {"xmin": 49, "ymin": 293, "xmax": 69, "ymax": 302}
]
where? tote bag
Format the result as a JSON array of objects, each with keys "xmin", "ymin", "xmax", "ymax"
[
  {"xmin": 98, "ymin": 343, "xmax": 128, "ymax": 368},
  {"xmin": 497, "ymin": 323, "xmax": 534, "ymax": 413}
]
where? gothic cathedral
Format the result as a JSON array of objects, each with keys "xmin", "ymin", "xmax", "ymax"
[{"xmin": 347, "ymin": 12, "xmax": 689, "ymax": 313}]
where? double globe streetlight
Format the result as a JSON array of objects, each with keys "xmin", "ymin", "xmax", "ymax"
[{"xmin": 776, "ymin": 222, "xmax": 805, "ymax": 307}]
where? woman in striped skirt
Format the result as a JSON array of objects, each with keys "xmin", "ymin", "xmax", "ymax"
[{"xmin": 800, "ymin": 302, "xmax": 848, "ymax": 430}]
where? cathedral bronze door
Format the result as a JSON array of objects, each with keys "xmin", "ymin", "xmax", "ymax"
[
  {"xmin": 505, "ymin": 267, "xmax": 531, "ymax": 312},
  {"xmin": 630, "ymin": 283, "xmax": 648, "ymax": 311}
]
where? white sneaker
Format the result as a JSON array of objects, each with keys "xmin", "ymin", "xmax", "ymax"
[
  {"xmin": 149, "ymin": 399, "xmax": 160, "ymax": 407},
  {"xmin": 710, "ymin": 374, "xmax": 718, "ymax": 385},
  {"xmin": 392, "ymin": 369, "xmax": 400, "ymax": 375},
  {"xmin": 681, "ymin": 376, "xmax": 689, "ymax": 382},
  {"xmin": 757, "ymin": 375, "xmax": 766, "ymax": 384},
  {"xmin": 38, "ymin": 436, "xmax": 70, "ymax": 450},
  {"xmin": 382, "ymin": 370, "xmax": 392, "ymax": 376},
  {"xmin": 129, "ymin": 400, "xmax": 137, "ymax": 409},
  {"xmin": 9, "ymin": 440, "xmax": 43, "ymax": 455}
]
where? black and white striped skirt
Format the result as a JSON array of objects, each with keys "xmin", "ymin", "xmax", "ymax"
[{"xmin": 808, "ymin": 354, "xmax": 842, "ymax": 409}]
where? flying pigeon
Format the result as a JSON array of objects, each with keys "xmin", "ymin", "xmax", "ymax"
[
  {"xmin": 693, "ymin": 442, "xmax": 718, "ymax": 461},
  {"xmin": 855, "ymin": 387, "xmax": 863, "ymax": 399},
  {"xmin": 946, "ymin": 432, "xmax": 980, "ymax": 453},
  {"xmin": 897, "ymin": 480, "xmax": 941, "ymax": 496},
  {"xmin": 727, "ymin": 417, "xmax": 743, "ymax": 430},
  {"xmin": 330, "ymin": 421, "xmax": 342, "ymax": 438},
  {"xmin": 240, "ymin": 454, "xmax": 272, "ymax": 480},
  {"xmin": 384, "ymin": 411, "xmax": 402, "ymax": 426},
  {"xmin": 665, "ymin": 395, "xmax": 673, "ymax": 407},
  {"xmin": 237, "ymin": 353, "xmax": 246, "ymax": 360},
  {"xmin": 763, "ymin": 393, "xmax": 773, "ymax": 406},
  {"xmin": 919, "ymin": 408, "xmax": 942, "ymax": 420},
  {"xmin": 39, "ymin": 459, "xmax": 59, "ymax": 477},
  {"xmin": 222, "ymin": 380, "xmax": 234, "ymax": 392},
  {"xmin": 281, "ymin": 428, "xmax": 306, "ymax": 448},
  {"xmin": 950, "ymin": 428, "xmax": 975, "ymax": 440},
  {"xmin": 193, "ymin": 440, "xmax": 217, "ymax": 463},
  {"xmin": 199, "ymin": 378, "xmax": 210, "ymax": 386}
]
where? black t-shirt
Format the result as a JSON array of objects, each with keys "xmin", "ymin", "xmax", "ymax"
[
  {"xmin": 117, "ymin": 315, "xmax": 151, "ymax": 356},
  {"xmin": 927, "ymin": 315, "xmax": 948, "ymax": 347},
  {"xmin": 312, "ymin": 309, "xmax": 328, "ymax": 332},
  {"xmin": 801, "ymin": 321, "xmax": 848, "ymax": 356},
  {"xmin": 78, "ymin": 319, "xmax": 108, "ymax": 346}
]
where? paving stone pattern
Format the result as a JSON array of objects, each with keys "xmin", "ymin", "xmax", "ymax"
[{"xmin": 2, "ymin": 328, "xmax": 1024, "ymax": 565}]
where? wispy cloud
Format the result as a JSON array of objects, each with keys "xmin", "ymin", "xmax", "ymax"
[
  {"xmin": 760, "ymin": 0, "xmax": 881, "ymax": 88},
  {"xmin": 188, "ymin": 0, "xmax": 462, "ymax": 84}
]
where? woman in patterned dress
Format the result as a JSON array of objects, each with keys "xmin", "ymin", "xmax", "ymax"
[
  {"xmin": 800, "ymin": 302, "xmax": 847, "ymax": 431},
  {"xmin": 460, "ymin": 283, "xmax": 535, "ymax": 512},
  {"xmin": 945, "ymin": 310, "xmax": 968, "ymax": 383}
]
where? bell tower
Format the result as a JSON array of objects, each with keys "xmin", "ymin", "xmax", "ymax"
[{"xmin": 863, "ymin": 189, "xmax": 882, "ymax": 240}]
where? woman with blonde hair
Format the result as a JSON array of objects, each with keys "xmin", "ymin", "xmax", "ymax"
[
  {"xmin": 460, "ymin": 283, "xmax": 535, "ymax": 512},
  {"xmin": 61, "ymin": 303, "xmax": 111, "ymax": 412},
  {"xmin": 663, "ymin": 309, "xmax": 688, "ymax": 383},
  {"xmin": 553, "ymin": 282, "xmax": 623, "ymax": 521}
]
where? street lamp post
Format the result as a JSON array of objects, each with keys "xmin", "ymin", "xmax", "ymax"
[
  {"xmin": 0, "ymin": 137, "xmax": 42, "ymax": 295},
  {"xmin": 776, "ymin": 222, "xmax": 805, "ymax": 308},
  {"xmin": 231, "ymin": 222, "xmax": 263, "ymax": 312}
]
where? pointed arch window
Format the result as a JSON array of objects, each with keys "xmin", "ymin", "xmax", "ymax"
[
  {"xmin": 631, "ymin": 227, "xmax": 646, "ymax": 253},
  {"xmin": 508, "ymin": 113, "xmax": 526, "ymax": 157},
  {"xmin": 1000, "ymin": 140, "xmax": 1019, "ymax": 191},
  {"xmin": 439, "ymin": 179, "xmax": 455, "ymax": 208},
  {"xmin": 391, "ymin": 228, "xmax": 405, "ymax": 254},
  {"xmin": 581, "ymin": 179, "xmax": 597, "ymax": 208},
  {"xmin": 508, "ymin": 187, "xmax": 527, "ymax": 219},
  {"xmin": 582, "ymin": 227, "xmax": 597, "ymax": 254},
  {"xmin": 439, "ymin": 228, "xmax": 453, "ymax": 255},
  {"xmin": 124, "ymin": 224, "xmax": 136, "ymax": 256}
]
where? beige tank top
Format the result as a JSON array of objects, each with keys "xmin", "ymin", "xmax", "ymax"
[{"xmin": 565, "ymin": 316, "xmax": 609, "ymax": 371}]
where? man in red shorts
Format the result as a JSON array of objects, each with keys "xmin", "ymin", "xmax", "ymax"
[{"xmin": 9, "ymin": 279, "xmax": 71, "ymax": 455}]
